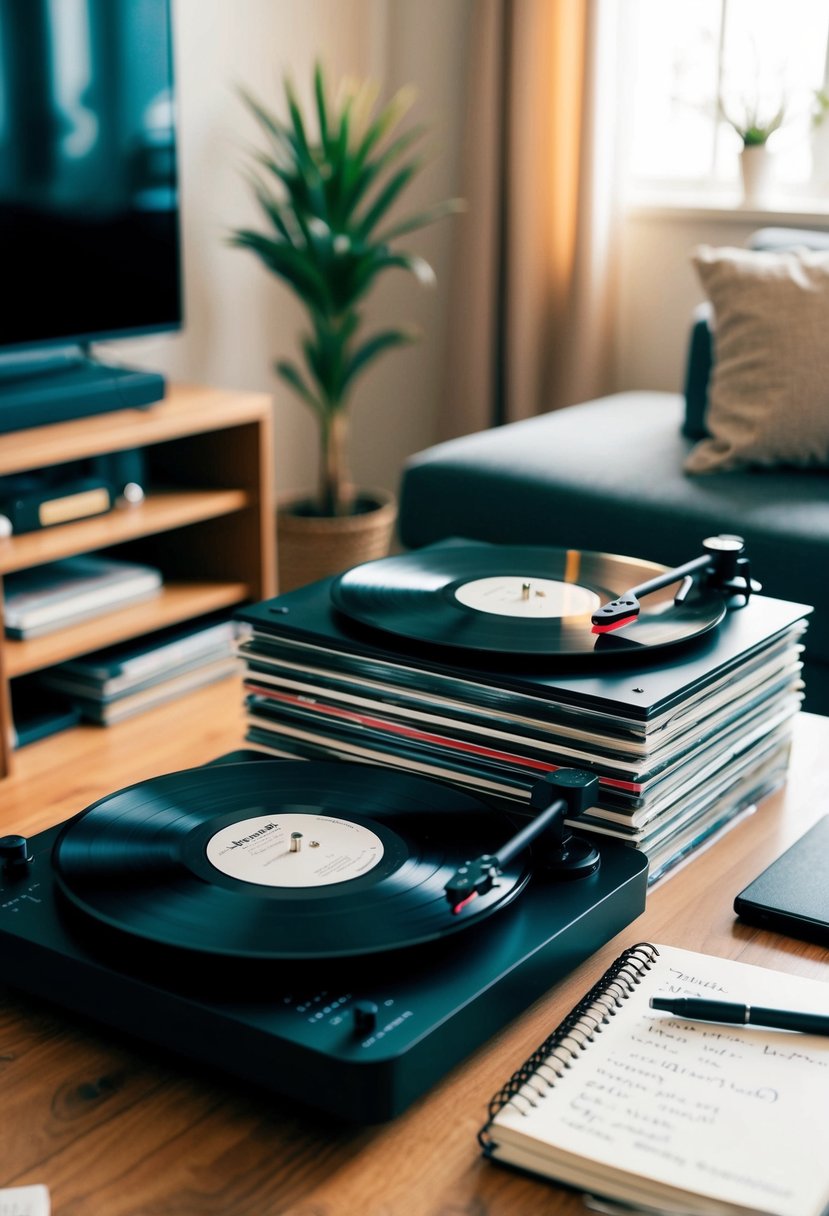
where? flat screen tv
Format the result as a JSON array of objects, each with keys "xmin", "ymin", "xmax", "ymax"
[{"xmin": 0, "ymin": 0, "xmax": 181, "ymax": 427}]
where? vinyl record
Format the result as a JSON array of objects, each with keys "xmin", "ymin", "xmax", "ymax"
[
  {"xmin": 53, "ymin": 761, "xmax": 530, "ymax": 960},
  {"xmin": 331, "ymin": 545, "xmax": 726, "ymax": 656}
]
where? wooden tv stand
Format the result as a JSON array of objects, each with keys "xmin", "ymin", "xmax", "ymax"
[{"xmin": 0, "ymin": 383, "xmax": 276, "ymax": 777}]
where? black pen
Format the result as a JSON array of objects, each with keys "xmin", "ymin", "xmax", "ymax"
[{"xmin": 649, "ymin": 996, "xmax": 829, "ymax": 1036}]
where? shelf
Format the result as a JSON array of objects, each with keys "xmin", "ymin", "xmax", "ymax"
[
  {"xmin": 0, "ymin": 384, "xmax": 273, "ymax": 477},
  {"xmin": 5, "ymin": 581, "xmax": 251, "ymax": 677},
  {"xmin": 0, "ymin": 489, "xmax": 251, "ymax": 575},
  {"xmin": 0, "ymin": 382, "xmax": 276, "ymax": 779}
]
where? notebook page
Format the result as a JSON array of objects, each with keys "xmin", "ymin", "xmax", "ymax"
[
  {"xmin": 490, "ymin": 945, "xmax": 829, "ymax": 1216},
  {"xmin": 0, "ymin": 1186, "xmax": 50, "ymax": 1216}
]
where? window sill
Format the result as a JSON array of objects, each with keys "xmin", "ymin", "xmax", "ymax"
[{"xmin": 625, "ymin": 192, "xmax": 829, "ymax": 227}]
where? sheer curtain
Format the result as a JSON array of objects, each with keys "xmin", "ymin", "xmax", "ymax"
[{"xmin": 441, "ymin": 0, "xmax": 621, "ymax": 438}]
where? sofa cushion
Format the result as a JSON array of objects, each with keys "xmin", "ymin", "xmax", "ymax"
[
  {"xmin": 398, "ymin": 391, "xmax": 829, "ymax": 669},
  {"xmin": 681, "ymin": 230, "xmax": 829, "ymax": 443},
  {"xmin": 685, "ymin": 244, "xmax": 829, "ymax": 473}
]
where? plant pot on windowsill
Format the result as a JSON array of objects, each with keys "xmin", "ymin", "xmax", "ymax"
[
  {"xmin": 718, "ymin": 95, "xmax": 784, "ymax": 207},
  {"xmin": 277, "ymin": 487, "xmax": 397, "ymax": 593},
  {"xmin": 739, "ymin": 143, "xmax": 772, "ymax": 205}
]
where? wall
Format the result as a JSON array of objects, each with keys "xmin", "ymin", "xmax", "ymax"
[{"xmin": 107, "ymin": 0, "xmax": 471, "ymax": 506}]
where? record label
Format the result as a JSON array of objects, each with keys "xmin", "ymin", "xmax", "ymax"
[
  {"xmin": 453, "ymin": 575, "xmax": 600, "ymax": 619},
  {"xmin": 205, "ymin": 813, "xmax": 384, "ymax": 888}
]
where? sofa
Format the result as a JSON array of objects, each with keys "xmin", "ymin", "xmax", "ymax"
[{"xmin": 398, "ymin": 229, "xmax": 829, "ymax": 714}]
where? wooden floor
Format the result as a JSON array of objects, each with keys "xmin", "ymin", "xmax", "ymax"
[{"xmin": 1, "ymin": 677, "xmax": 827, "ymax": 1215}]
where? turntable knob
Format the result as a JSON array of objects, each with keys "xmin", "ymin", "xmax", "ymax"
[
  {"xmin": 0, "ymin": 834, "xmax": 31, "ymax": 873},
  {"xmin": 352, "ymin": 1000, "xmax": 379, "ymax": 1035}
]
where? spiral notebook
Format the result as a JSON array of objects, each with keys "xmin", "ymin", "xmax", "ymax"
[{"xmin": 480, "ymin": 943, "xmax": 829, "ymax": 1216}]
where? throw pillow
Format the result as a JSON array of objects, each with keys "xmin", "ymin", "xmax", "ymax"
[{"xmin": 684, "ymin": 244, "xmax": 829, "ymax": 474}]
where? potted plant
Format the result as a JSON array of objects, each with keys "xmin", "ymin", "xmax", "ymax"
[
  {"xmin": 231, "ymin": 65, "xmax": 460, "ymax": 591},
  {"xmin": 718, "ymin": 93, "xmax": 785, "ymax": 204}
]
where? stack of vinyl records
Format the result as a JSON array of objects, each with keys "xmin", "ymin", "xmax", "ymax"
[{"xmin": 235, "ymin": 541, "xmax": 809, "ymax": 882}]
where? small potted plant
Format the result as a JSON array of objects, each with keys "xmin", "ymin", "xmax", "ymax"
[
  {"xmin": 231, "ymin": 65, "xmax": 460, "ymax": 591},
  {"xmin": 718, "ymin": 93, "xmax": 785, "ymax": 204}
]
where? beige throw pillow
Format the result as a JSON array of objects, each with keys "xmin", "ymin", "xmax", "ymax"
[{"xmin": 685, "ymin": 244, "xmax": 829, "ymax": 474}]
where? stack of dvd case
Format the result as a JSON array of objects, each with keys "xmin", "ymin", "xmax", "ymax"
[
  {"xmin": 4, "ymin": 556, "xmax": 162, "ymax": 639},
  {"xmin": 235, "ymin": 569, "xmax": 809, "ymax": 883},
  {"xmin": 38, "ymin": 613, "xmax": 239, "ymax": 725}
]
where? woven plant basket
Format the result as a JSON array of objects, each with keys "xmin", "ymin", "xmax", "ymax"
[{"xmin": 277, "ymin": 488, "xmax": 397, "ymax": 593}]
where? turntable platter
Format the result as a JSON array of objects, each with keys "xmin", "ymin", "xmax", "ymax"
[
  {"xmin": 53, "ymin": 761, "xmax": 531, "ymax": 960},
  {"xmin": 330, "ymin": 545, "xmax": 726, "ymax": 657}
]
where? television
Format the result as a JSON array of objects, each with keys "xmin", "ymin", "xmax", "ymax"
[{"xmin": 0, "ymin": 0, "xmax": 181, "ymax": 429}]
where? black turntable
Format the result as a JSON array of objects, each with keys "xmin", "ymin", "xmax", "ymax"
[{"xmin": 0, "ymin": 756, "xmax": 647, "ymax": 1123}]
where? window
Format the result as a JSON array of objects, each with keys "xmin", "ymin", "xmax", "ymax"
[{"xmin": 622, "ymin": 0, "xmax": 829, "ymax": 201}]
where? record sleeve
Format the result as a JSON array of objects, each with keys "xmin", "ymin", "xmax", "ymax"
[{"xmin": 240, "ymin": 645, "xmax": 801, "ymax": 783}]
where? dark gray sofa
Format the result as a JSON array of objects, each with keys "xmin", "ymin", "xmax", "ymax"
[{"xmin": 398, "ymin": 232, "xmax": 829, "ymax": 714}]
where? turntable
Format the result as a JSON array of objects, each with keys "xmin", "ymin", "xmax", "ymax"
[{"xmin": 0, "ymin": 758, "xmax": 647, "ymax": 1122}]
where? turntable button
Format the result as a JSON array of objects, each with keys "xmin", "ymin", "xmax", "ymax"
[
  {"xmin": 0, "ymin": 835, "xmax": 31, "ymax": 872},
  {"xmin": 352, "ymin": 1000, "xmax": 379, "ymax": 1035}
]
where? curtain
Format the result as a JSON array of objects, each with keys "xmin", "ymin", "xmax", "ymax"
[{"xmin": 441, "ymin": 0, "xmax": 621, "ymax": 438}]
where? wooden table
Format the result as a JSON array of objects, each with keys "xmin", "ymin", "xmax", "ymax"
[{"xmin": 1, "ymin": 678, "xmax": 827, "ymax": 1216}]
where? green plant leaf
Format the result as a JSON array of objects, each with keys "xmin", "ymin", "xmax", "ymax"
[
  {"xmin": 252, "ymin": 148, "xmax": 292, "ymax": 181},
  {"xmin": 306, "ymin": 310, "xmax": 363, "ymax": 403},
  {"xmin": 718, "ymin": 94, "xmax": 785, "ymax": 143},
  {"xmin": 314, "ymin": 62, "xmax": 330, "ymax": 154},
  {"xmin": 348, "ymin": 249, "xmax": 436, "ymax": 300},
  {"xmin": 350, "ymin": 85, "xmax": 415, "ymax": 180},
  {"xmin": 282, "ymin": 77, "xmax": 330, "ymax": 223},
  {"xmin": 301, "ymin": 332, "xmax": 327, "ymax": 393},
  {"xmin": 237, "ymin": 85, "xmax": 289, "ymax": 146},
  {"xmin": 325, "ymin": 99, "xmax": 354, "ymax": 226},
  {"xmin": 340, "ymin": 328, "xmax": 417, "ymax": 395},
  {"xmin": 247, "ymin": 175, "xmax": 297, "ymax": 245},
  {"xmin": 230, "ymin": 230, "xmax": 331, "ymax": 311},
  {"xmin": 276, "ymin": 358, "xmax": 325, "ymax": 416},
  {"xmin": 355, "ymin": 159, "xmax": 422, "ymax": 240},
  {"xmin": 251, "ymin": 150, "xmax": 293, "ymax": 187},
  {"xmin": 377, "ymin": 197, "xmax": 466, "ymax": 242},
  {"xmin": 284, "ymin": 75, "xmax": 312, "ymax": 163},
  {"xmin": 247, "ymin": 156, "xmax": 319, "ymax": 247},
  {"xmin": 342, "ymin": 123, "xmax": 427, "ymax": 218}
]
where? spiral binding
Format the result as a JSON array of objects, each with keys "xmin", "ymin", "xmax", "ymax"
[{"xmin": 478, "ymin": 943, "xmax": 659, "ymax": 1152}]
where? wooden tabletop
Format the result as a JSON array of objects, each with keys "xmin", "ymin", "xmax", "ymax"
[{"xmin": 1, "ymin": 679, "xmax": 827, "ymax": 1216}]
